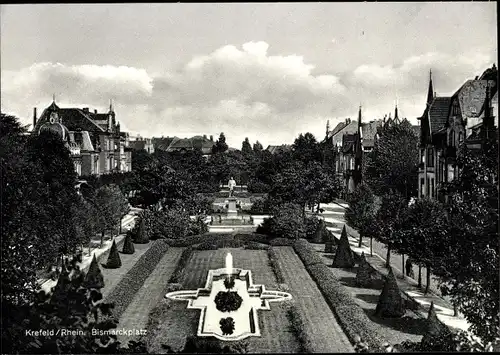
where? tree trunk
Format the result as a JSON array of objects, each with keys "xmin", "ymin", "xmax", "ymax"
[
  {"xmin": 119, "ymin": 216, "xmax": 123, "ymax": 234},
  {"xmin": 453, "ymin": 304, "xmax": 458, "ymax": 317},
  {"xmin": 100, "ymin": 231, "xmax": 105, "ymax": 248},
  {"xmin": 358, "ymin": 230, "xmax": 363, "ymax": 248},
  {"xmin": 317, "ymin": 203, "xmax": 321, "ymax": 213},
  {"xmin": 385, "ymin": 243, "xmax": 391, "ymax": 268},
  {"xmin": 88, "ymin": 240, "xmax": 92, "ymax": 256},
  {"xmin": 401, "ymin": 254, "xmax": 405, "ymax": 279},
  {"xmin": 370, "ymin": 236, "xmax": 373, "ymax": 256},
  {"xmin": 418, "ymin": 265, "xmax": 422, "ymax": 288},
  {"xmin": 425, "ymin": 264, "xmax": 431, "ymax": 294}
]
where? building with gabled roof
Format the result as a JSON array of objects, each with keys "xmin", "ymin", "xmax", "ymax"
[
  {"xmin": 266, "ymin": 144, "xmax": 292, "ymax": 155},
  {"xmin": 33, "ymin": 99, "xmax": 132, "ymax": 176}
]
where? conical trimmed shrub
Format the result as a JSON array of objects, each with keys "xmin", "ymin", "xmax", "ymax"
[
  {"xmin": 324, "ymin": 231, "xmax": 336, "ymax": 253},
  {"xmin": 332, "ymin": 226, "xmax": 355, "ymax": 268},
  {"xmin": 421, "ymin": 302, "xmax": 454, "ymax": 349},
  {"xmin": 375, "ymin": 267, "xmax": 405, "ymax": 318},
  {"xmin": 355, "ymin": 252, "xmax": 374, "ymax": 287},
  {"xmin": 83, "ymin": 254, "xmax": 105, "ymax": 289},
  {"xmin": 104, "ymin": 240, "xmax": 122, "ymax": 269},
  {"xmin": 51, "ymin": 262, "xmax": 71, "ymax": 302},
  {"xmin": 133, "ymin": 214, "xmax": 150, "ymax": 244},
  {"xmin": 312, "ymin": 219, "xmax": 328, "ymax": 244},
  {"xmin": 122, "ymin": 232, "xmax": 135, "ymax": 254}
]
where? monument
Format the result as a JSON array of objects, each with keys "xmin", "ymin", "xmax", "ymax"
[
  {"xmin": 228, "ymin": 177, "xmax": 236, "ymax": 197},
  {"xmin": 226, "ymin": 177, "xmax": 238, "ymax": 218},
  {"xmin": 166, "ymin": 252, "xmax": 292, "ymax": 341}
]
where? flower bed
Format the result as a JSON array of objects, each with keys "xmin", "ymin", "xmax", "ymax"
[
  {"xmin": 214, "ymin": 291, "xmax": 243, "ymax": 312},
  {"xmin": 293, "ymin": 239, "xmax": 388, "ymax": 352},
  {"xmin": 268, "ymin": 248, "xmax": 286, "ymax": 283},
  {"xmin": 106, "ymin": 240, "xmax": 170, "ymax": 320},
  {"xmin": 168, "ymin": 247, "xmax": 193, "ymax": 284}
]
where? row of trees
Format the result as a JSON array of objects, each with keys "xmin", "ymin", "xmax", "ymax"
[{"xmin": 345, "ymin": 118, "xmax": 499, "ymax": 344}]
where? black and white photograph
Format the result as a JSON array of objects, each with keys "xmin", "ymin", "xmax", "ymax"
[{"xmin": 1, "ymin": 2, "xmax": 498, "ymax": 354}]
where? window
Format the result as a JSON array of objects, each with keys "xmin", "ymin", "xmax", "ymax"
[
  {"xmin": 452, "ymin": 104, "xmax": 459, "ymax": 116},
  {"xmin": 426, "ymin": 178, "xmax": 430, "ymax": 196},
  {"xmin": 427, "ymin": 147, "xmax": 434, "ymax": 167},
  {"xmin": 449, "ymin": 130, "xmax": 455, "ymax": 147},
  {"xmin": 459, "ymin": 131, "xmax": 463, "ymax": 143},
  {"xmin": 420, "ymin": 178, "xmax": 425, "ymax": 198},
  {"xmin": 420, "ymin": 149, "xmax": 425, "ymax": 164},
  {"xmin": 430, "ymin": 178, "xmax": 434, "ymax": 198}
]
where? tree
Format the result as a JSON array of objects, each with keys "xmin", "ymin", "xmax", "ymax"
[
  {"xmin": 103, "ymin": 240, "xmax": 122, "ymax": 269},
  {"xmin": 432, "ymin": 141, "xmax": 499, "ymax": 343},
  {"xmin": 364, "ymin": 119, "xmax": 419, "ymax": 199},
  {"xmin": 241, "ymin": 137, "xmax": 253, "ymax": 156},
  {"xmin": 395, "ymin": 198, "xmax": 449, "ymax": 293},
  {"xmin": 212, "ymin": 132, "xmax": 229, "ymax": 154},
  {"xmin": 370, "ymin": 191, "xmax": 408, "ymax": 268},
  {"xmin": 345, "ymin": 183, "xmax": 376, "ymax": 247},
  {"xmin": 253, "ymin": 140, "xmax": 263, "ymax": 154},
  {"xmin": 83, "ymin": 254, "xmax": 105, "ymax": 289},
  {"xmin": 375, "ymin": 267, "xmax": 405, "ymax": 318},
  {"xmin": 332, "ymin": 226, "xmax": 355, "ymax": 268},
  {"xmin": 122, "ymin": 232, "xmax": 135, "ymax": 254},
  {"xmin": 356, "ymin": 252, "xmax": 376, "ymax": 287},
  {"xmin": 257, "ymin": 203, "xmax": 306, "ymax": 239},
  {"xmin": 131, "ymin": 148, "xmax": 154, "ymax": 171},
  {"xmin": 292, "ymin": 132, "xmax": 322, "ymax": 163}
]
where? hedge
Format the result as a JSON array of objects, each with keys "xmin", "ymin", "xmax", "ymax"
[
  {"xmin": 234, "ymin": 233, "xmax": 270, "ymax": 244},
  {"xmin": 244, "ymin": 242, "xmax": 270, "ymax": 250},
  {"xmin": 292, "ymin": 239, "xmax": 325, "ymax": 266},
  {"xmin": 106, "ymin": 240, "xmax": 170, "ymax": 320},
  {"xmin": 165, "ymin": 233, "xmax": 234, "ymax": 247},
  {"xmin": 268, "ymin": 237, "xmax": 295, "ymax": 246},
  {"xmin": 292, "ymin": 239, "xmax": 388, "ymax": 352},
  {"xmin": 168, "ymin": 247, "xmax": 193, "ymax": 284},
  {"xmin": 267, "ymin": 248, "xmax": 285, "ymax": 284},
  {"xmin": 284, "ymin": 302, "xmax": 315, "ymax": 353},
  {"xmin": 335, "ymin": 305, "xmax": 387, "ymax": 352}
]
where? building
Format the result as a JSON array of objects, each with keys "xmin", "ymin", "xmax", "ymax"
[
  {"xmin": 33, "ymin": 99, "xmax": 132, "ymax": 176},
  {"xmin": 153, "ymin": 134, "xmax": 216, "ymax": 158},
  {"xmin": 128, "ymin": 135, "xmax": 155, "ymax": 154},
  {"xmin": 328, "ymin": 108, "xmax": 383, "ymax": 196},
  {"xmin": 418, "ymin": 65, "xmax": 498, "ymax": 200},
  {"xmin": 266, "ymin": 144, "xmax": 293, "ymax": 155}
]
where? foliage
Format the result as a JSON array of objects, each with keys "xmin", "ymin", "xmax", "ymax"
[
  {"xmin": 332, "ymin": 226, "xmax": 355, "ymax": 268},
  {"xmin": 122, "ymin": 232, "xmax": 135, "ymax": 254},
  {"xmin": 92, "ymin": 184, "xmax": 129, "ymax": 241},
  {"xmin": 168, "ymin": 247, "xmax": 193, "ymax": 284},
  {"xmin": 345, "ymin": 183, "xmax": 376, "ymax": 247},
  {"xmin": 103, "ymin": 240, "xmax": 122, "ymax": 269},
  {"xmin": 131, "ymin": 148, "xmax": 155, "ymax": 171},
  {"xmin": 311, "ymin": 219, "xmax": 329, "ymax": 244},
  {"xmin": 364, "ymin": 119, "xmax": 419, "ymax": 198},
  {"xmin": 182, "ymin": 336, "xmax": 250, "ymax": 353},
  {"xmin": 252, "ymin": 140, "xmax": 263, "ymax": 154},
  {"xmin": 106, "ymin": 240, "xmax": 169, "ymax": 320},
  {"xmin": 434, "ymin": 141, "xmax": 499, "ymax": 343},
  {"xmin": 268, "ymin": 248, "xmax": 286, "ymax": 283},
  {"xmin": 257, "ymin": 203, "xmax": 306, "ymax": 239},
  {"xmin": 249, "ymin": 196, "xmax": 271, "ymax": 214},
  {"xmin": 304, "ymin": 216, "xmax": 321, "ymax": 240},
  {"xmin": 215, "ymin": 291, "xmax": 243, "ymax": 312},
  {"xmin": 292, "ymin": 132, "xmax": 323, "ymax": 163},
  {"xmin": 83, "ymin": 254, "xmax": 105, "ymax": 289},
  {"xmin": 212, "ymin": 132, "xmax": 229, "ymax": 154},
  {"xmin": 131, "ymin": 210, "xmax": 152, "ymax": 244},
  {"xmin": 284, "ymin": 302, "xmax": 315, "ymax": 352},
  {"xmin": 220, "ymin": 317, "xmax": 236, "ymax": 335},
  {"xmin": 355, "ymin": 252, "xmax": 376, "ymax": 288},
  {"xmin": 268, "ymin": 238, "xmax": 295, "ymax": 246},
  {"xmin": 374, "ymin": 268, "xmax": 405, "ymax": 318},
  {"xmin": 241, "ymin": 137, "xmax": 253, "ymax": 157}
]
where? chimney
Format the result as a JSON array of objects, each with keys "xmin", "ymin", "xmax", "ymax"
[
  {"xmin": 83, "ymin": 107, "xmax": 89, "ymax": 113},
  {"xmin": 94, "ymin": 109, "xmax": 97, "ymax": 114},
  {"xmin": 33, "ymin": 107, "xmax": 37, "ymax": 129},
  {"xmin": 210, "ymin": 135, "xmax": 214, "ymax": 141},
  {"xmin": 203, "ymin": 134, "xmax": 207, "ymax": 139}
]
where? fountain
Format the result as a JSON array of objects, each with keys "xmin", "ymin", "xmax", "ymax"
[{"xmin": 166, "ymin": 252, "xmax": 292, "ymax": 341}]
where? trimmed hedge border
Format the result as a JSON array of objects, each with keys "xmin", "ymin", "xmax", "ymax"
[
  {"xmin": 244, "ymin": 242, "xmax": 270, "ymax": 250},
  {"xmin": 292, "ymin": 239, "xmax": 388, "ymax": 352},
  {"xmin": 269, "ymin": 237, "xmax": 295, "ymax": 246},
  {"xmin": 106, "ymin": 240, "xmax": 170, "ymax": 321},
  {"xmin": 284, "ymin": 302, "xmax": 315, "ymax": 353},
  {"xmin": 267, "ymin": 248, "xmax": 286, "ymax": 284},
  {"xmin": 168, "ymin": 247, "xmax": 193, "ymax": 284}
]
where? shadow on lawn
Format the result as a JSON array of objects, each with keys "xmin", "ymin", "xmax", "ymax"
[
  {"xmin": 339, "ymin": 276, "xmax": 384, "ymax": 290},
  {"xmin": 362, "ymin": 308, "xmax": 427, "ymax": 335}
]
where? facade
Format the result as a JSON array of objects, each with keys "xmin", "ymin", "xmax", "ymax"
[
  {"xmin": 153, "ymin": 135, "xmax": 215, "ymax": 157},
  {"xmin": 266, "ymin": 144, "xmax": 293, "ymax": 155},
  {"xmin": 33, "ymin": 100, "xmax": 132, "ymax": 176},
  {"xmin": 418, "ymin": 65, "xmax": 498, "ymax": 200},
  {"xmin": 328, "ymin": 109, "xmax": 383, "ymax": 196},
  {"xmin": 128, "ymin": 135, "xmax": 155, "ymax": 154}
]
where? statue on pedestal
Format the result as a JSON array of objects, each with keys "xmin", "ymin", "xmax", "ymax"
[{"xmin": 228, "ymin": 177, "xmax": 236, "ymax": 197}]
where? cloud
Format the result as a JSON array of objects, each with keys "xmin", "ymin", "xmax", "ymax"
[{"xmin": 1, "ymin": 42, "xmax": 496, "ymax": 147}]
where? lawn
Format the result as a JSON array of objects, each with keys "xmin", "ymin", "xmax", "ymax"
[
  {"xmin": 116, "ymin": 247, "xmax": 184, "ymax": 345},
  {"xmin": 273, "ymin": 247, "xmax": 354, "ymax": 353},
  {"xmin": 101, "ymin": 243, "xmax": 151, "ymax": 299},
  {"xmin": 147, "ymin": 248, "xmax": 301, "ymax": 353},
  {"xmin": 316, "ymin": 246, "xmax": 426, "ymax": 346}
]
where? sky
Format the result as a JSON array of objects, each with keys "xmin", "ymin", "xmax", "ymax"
[{"xmin": 1, "ymin": 2, "xmax": 497, "ymax": 148}]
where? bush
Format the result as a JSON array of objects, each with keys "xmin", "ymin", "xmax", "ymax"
[
  {"xmin": 249, "ymin": 197, "xmax": 271, "ymax": 215},
  {"xmin": 311, "ymin": 219, "xmax": 329, "ymax": 244},
  {"xmin": 188, "ymin": 215, "xmax": 209, "ymax": 236},
  {"xmin": 244, "ymin": 242, "xmax": 270, "ymax": 250},
  {"xmin": 234, "ymin": 233, "xmax": 271, "ymax": 244},
  {"xmin": 132, "ymin": 210, "xmax": 152, "ymax": 244},
  {"xmin": 103, "ymin": 239, "xmax": 122, "ymax": 269},
  {"xmin": 106, "ymin": 240, "xmax": 169, "ymax": 320},
  {"xmin": 304, "ymin": 216, "xmax": 321, "ymax": 240},
  {"xmin": 247, "ymin": 179, "xmax": 271, "ymax": 194},
  {"xmin": 292, "ymin": 239, "xmax": 324, "ymax": 266},
  {"xmin": 335, "ymin": 305, "xmax": 387, "ymax": 353},
  {"xmin": 215, "ymin": 291, "xmax": 243, "ymax": 312},
  {"xmin": 307, "ymin": 264, "xmax": 357, "ymax": 307},
  {"xmin": 182, "ymin": 336, "xmax": 250, "ymax": 353},
  {"xmin": 169, "ymin": 247, "xmax": 193, "ymax": 284},
  {"xmin": 121, "ymin": 232, "xmax": 135, "ymax": 254},
  {"xmin": 83, "ymin": 254, "xmax": 104, "ymax": 289},
  {"xmin": 284, "ymin": 302, "xmax": 315, "ymax": 353},
  {"xmin": 257, "ymin": 203, "xmax": 306, "ymax": 239},
  {"xmin": 268, "ymin": 248, "xmax": 285, "ymax": 283},
  {"xmin": 268, "ymin": 238, "xmax": 295, "ymax": 246}
]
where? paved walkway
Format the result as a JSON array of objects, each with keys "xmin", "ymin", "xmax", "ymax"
[{"xmin": 311, "ymin": 201, "xmax": 472, "ymax": 334}]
